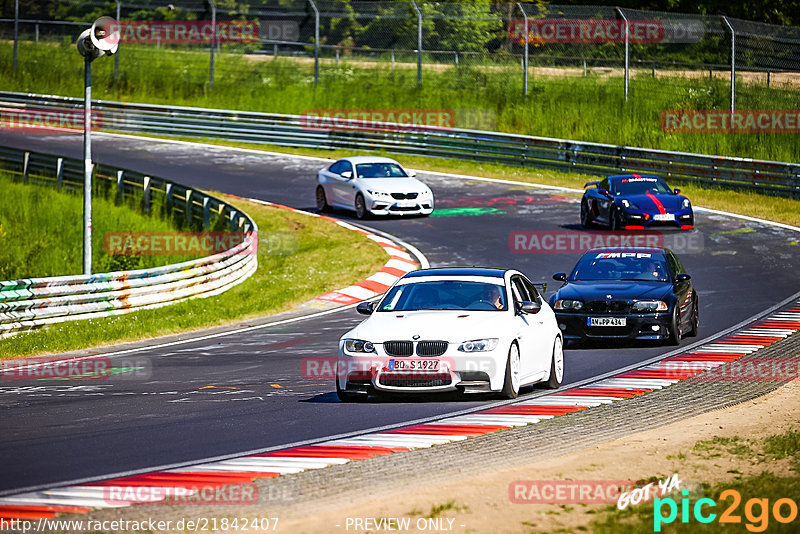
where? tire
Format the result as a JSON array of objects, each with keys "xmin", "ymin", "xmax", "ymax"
[
  {"xmin": 580, "ymin": 200, "xmax": 592, "ymax": 228},
  {"xmin": 687, "ymin": 296, "xmax": 699, "ymax": 337},
  {"xmin": 500, "ymin": 342, "xmax": 521, "ymax": 399},
  {"xmin": 335, "ymin": 363, "xmax": 364, "ymax": 402},
  {"xmin": 610, "ymin": 207, "xmax": 622, "ymax": 231},
  {"xmin": 316, "ymin": 186, "xmax": 329, "ymax": 212},
  {"xmin": 355, "ymin": 193, "xmax": 369, "ymax": 220},
  {"xmin": 545, "ymin": 336, "xmax": 564, "ymax": 389},
  {"xmin": 667, "ymin": 306, "xmax": 682, "ymax": 346}
]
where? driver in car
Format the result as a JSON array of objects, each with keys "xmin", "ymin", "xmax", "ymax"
[
  {"xmin": 481, "ymin": 285, "xmax": 505, "ymax": 310},
  {"xmin": 639, "ymin": 261, "xmax": 665, "ymax": 280}
]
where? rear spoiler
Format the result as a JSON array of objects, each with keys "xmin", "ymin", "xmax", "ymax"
[{"xmin": 584, "ymin": 181, "xmax": 600, "ymax": 188}]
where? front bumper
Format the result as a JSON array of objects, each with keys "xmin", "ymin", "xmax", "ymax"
[
  {"xmin": 367, "ymin": 197, "xmax": 434, "ymax": 216},
  {"xmin": 337, "ymin": 349, "xmax": 502, "ymax": 394},
  {"xmin": 618, "ymin": 209, "xmax": 694, "ymax": 229},
  {"xmin": 554, "ymin": 311, "xmax": 673, "ymax": 342}
]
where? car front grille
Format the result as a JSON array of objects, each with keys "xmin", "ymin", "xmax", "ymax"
[
  {"xmin": 379, "ymin": 372, "xmax": 452, "ymax": 388},
  {"xmin": 586, "ymin": 300, "xmax": 630, "ymax": 314},
  {"xmin": 383, "ymin": 341, "xmax": 448, "ymax": 357},
  {"xmin": 384, "ymin": 341, "xmax": 414, "ymax": 356},
  {"xmin": 391, "ymin": 192, "xmax": 418, "ymax": 200},
  {"xmin": 416, "ymin": 341, "xmax": 448, "ymax": 357}
]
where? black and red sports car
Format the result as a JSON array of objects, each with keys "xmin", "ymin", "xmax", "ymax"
[{"xmin": 581, "ymin": 174, "xmax": 694, "ymax": 230}]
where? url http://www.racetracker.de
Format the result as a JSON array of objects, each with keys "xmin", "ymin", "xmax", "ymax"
[{"xmin": 0, "ymin": 516, "xmax": 280, "ymax": 533}]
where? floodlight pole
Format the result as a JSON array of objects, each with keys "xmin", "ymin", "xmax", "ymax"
[
  {"xmin": 517, "ymin": 2, "xmax": 528, "ymax": 95},
  {"xmin": 13, "ymin": 0, "xmax": 19, "ymax": 73},
  {"xmin": 209, "ymin": 0, "xmax": 216, "ymax": 89},
  {"xmin": 114, "ymin": 0, "xmax": 121, "ymax": 80},
  {"xmin": 309, "ymin": 0, "xmax": 319, "ymax": 87},
  {"xmin": 722, "ymin": 16, "xmax": 736, "ymax": 114},
  {"xmin": 616, "ymin": 7, "xmax": 629, "ymax": 102},
  {"xmin": 83, "ymin": 55, "xmax": 93, "ymax": 274},
  {"xmin": 411, "ymin": 0, "xmax": 422, "ymax": 85}
]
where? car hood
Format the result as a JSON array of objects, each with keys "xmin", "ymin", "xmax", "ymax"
[
  {"xmin": 356, "ymin": 177, "xmax": 428, "ymax": 193},
  {"xmin": 619, "ymin": 193, "xmax": 686, "ymax": 212},
  {"xmin": 345, "ymin": 310, "xmax": 510, "ymax": 343},
  {"xmin": 552, "ymin": 280, "xmax": 672, "ymax": 302}
]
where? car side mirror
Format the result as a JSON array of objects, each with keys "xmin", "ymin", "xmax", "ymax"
[
  {"xmin": 552, "ymin": 272, "xmax": 567, "ymax": 282},
  {"xmin": 519, "ymin": 301, "xmax": 541, "ymax": 314},
  {"xmin": 341, "ymin": 171, "xmax": 353, "ymax": 179},
  {"xmin": 674, "ymin": 188, "xmax": 681, "ymax": 194},
  {"xmin": 356, "ymin": 301, "xmax": 375, "ymax": 315},
  {"xmin": 407, "ymin": 169, "xmax": 417, "ymax": 177},
  {"xmin": 675, "ymin": 273, "xmax": 691, "ymax": 282}
]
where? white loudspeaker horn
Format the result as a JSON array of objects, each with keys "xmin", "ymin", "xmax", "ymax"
[
  {"xmin": 76, "ymin": 28, "xmax": 98, "ymax": 59},
  {"xmin": 90, "ymin": 16, "xmax": 120, "ymax": 55}
]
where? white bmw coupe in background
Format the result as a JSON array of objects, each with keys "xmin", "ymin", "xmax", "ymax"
[
  {"xmin": 316, "ymin": 156, "xmax": 434, "ymax": 219},
  {"xmin": 336, "ymin": 267, "xmax": 564, "ymax": 401}
]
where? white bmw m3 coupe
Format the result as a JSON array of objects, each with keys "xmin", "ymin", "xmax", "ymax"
[
  {"xmin": 336, "ymin": 267, "xmax": 564, "ymax": 401},
  {"xmin": 316, "ymin": 156, "xmax": 434, "ymax": 219}
]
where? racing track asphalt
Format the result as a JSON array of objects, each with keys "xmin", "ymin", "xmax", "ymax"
[{"xmin": 1, "ymin": 130, "xmax": 799, "ymax": 494}]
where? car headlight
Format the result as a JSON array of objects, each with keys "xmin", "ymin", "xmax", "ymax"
[
  {"xmin": 632, "ymin": 300, "xmax": 668, "ymax": 312},
  {"xmin": 458, "ymin": 338, "xmax": 499, "ymax": 352},
  {"xmin": 621, "ymin": 199, "xmax": 639, "ymax": 209},
  {"xmin": 682, "ymin": 198, "xmax": 691, "ymax": 209},
  {"xmin": 366, "ymin": 190, "xmax": 391, "ymax": 198},
  {"xmin": 344, "ymin": 339, "xmax": 375, "ymax": 353},
  {"xmin": 553, "ymin": 299, "xmax": 584, "ymax": 311}
]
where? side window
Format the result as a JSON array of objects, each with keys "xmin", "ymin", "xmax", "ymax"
[
  {"xmin": 329, "ymin": 161, "xmax": 342, "ymax": 174},
  {"xmin": 522, "ymin": 277, "xmax": 542, "ymax": 304},
  {"xmin": 341, "ymin": 161, "xmax": 353, "ymax": 175},
  {"xmin": 665, "ymin": 252, "xmax": 679, "ymax": 279},
  {"xmin": 672, "ymin": 252, "xmax": 687, "ymax": 274},
  {"xmin": 600, "ymin": 178, "xmax": 610, "ymax": 191},
  {"xmin": 510, "ymin": 276, "xmax": 530, "ymax": 305}
]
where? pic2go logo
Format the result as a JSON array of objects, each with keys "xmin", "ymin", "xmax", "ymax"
[{"xmin": 654, "ymin": 490, "xmax": 799, "ymax": 532}]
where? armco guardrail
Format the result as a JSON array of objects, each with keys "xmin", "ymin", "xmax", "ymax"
[
  {"xmin": 1, "ymin": 91, "xmax": 799, "ymax": 196},
  {"xmin": 0, "ymin": 145, "xmax": 258, "ymax": 338}
]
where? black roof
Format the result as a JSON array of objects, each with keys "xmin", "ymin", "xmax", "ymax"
[{"xmin": 404, "ymin": 267, "xmax": 508, "ymax": 278}]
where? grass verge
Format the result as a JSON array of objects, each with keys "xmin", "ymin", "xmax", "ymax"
[
  {"xmin": 0, "ymin": 170, "xmax": 199, "ymax": 279},
  {"xmin": 1, "ymin": 42, "xmax": 798, "ymax": 162},
  {"xmin": 0, "ymin": 195, "xmax": 386, "ymax": 359}
]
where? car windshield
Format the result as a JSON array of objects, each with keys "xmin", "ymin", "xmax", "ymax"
[
  {"xmin": 570, "ymin": 252, "xmax": 670, "ymax": 282},
  {"xmin": 612, "ymin": 177, "xmax": 673, "ymax": 196},
  {"xmin": 378, "ymin": 280, "xmax": 507, "ymax": 312},
  {"xmin": 356, "ymin": 163, "xmax": 408, "ymax": 178}
]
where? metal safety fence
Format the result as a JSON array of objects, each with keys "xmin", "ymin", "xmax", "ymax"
[
  {"xmin": 0, "ymin": 144, "xmax": 258, "ymax": 338},
  {"xmin": 1, "ymin": 91, "xmax": 798, "ymax": 196},
  {"xmin": 2, "ymin": 1, "xmax": 800, "ymax": 105}
]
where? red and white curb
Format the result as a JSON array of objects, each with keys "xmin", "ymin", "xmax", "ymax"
[
  {"xmin": 245, "ymin": 198, "xmax": 420, "ymax": 307},
  {"xmin": 1, "ymin": 302, "xmax": 797, "ymax": 520}
]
